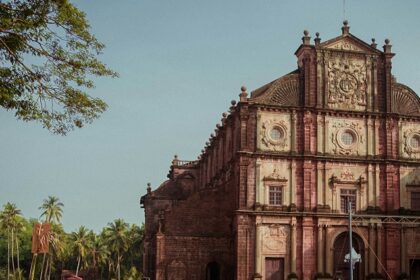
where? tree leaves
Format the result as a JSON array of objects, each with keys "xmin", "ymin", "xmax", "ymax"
[{"xmin": 0, "ymin": 0, "xmax": 117, "ymax": 134}]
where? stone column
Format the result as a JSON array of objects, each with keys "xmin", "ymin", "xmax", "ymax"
[
  {"xmin": 368, "ymin": 224, "xmax": 375, "ymax": 274},
  {"xmin": 291, "ymin": 161, "xmax": 296, "ymax": 205},
  {"xmin": 291, "ymin": 111, "xmax": 297, "ymax": 153},
  {"xmin": 325, "ymin": 225, "xmax": 333, "ymax": 275},
  {"xmin": 254, "ymin": 222, "xmax": 263, "ymax": 279},
  {"xmin": 377, "ymin": 224, "xmax": 382, "ymax": 273},
  {"xmin": 317, "ymin": 224, "xmax": 324, "ymax": 273},
  {"xmin": 317, "ymin": 162, "xmax": 323, "ymax": 206},
  {"xmin": 290, "ymin": 220, "xmax": 297, "ymax": 273},
  {"xmin": 255, "ymin": 159, "xmax": 262, "ymax": 205}
]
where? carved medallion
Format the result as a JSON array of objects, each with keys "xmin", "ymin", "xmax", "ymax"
[
  {"xmin": 327, "ymin": 58, "xmax": 367, "ymax": 111},
  {"xmin": 331, "ymin": 121, "xmax": 364, "ymax": 155},
  {"xmin": 261, "ymin": 120, "xmax": 288, "ymax": 151},
  {"xmin": 262, "ymin": 225, "xmax": 288, "ymax": 254},
  {"xmin": 403, "ymin": 129, "xmax": 420, "ymax": 158}
]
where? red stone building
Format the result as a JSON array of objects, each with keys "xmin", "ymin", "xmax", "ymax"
[{"xmin": 141, "ymin": 22, "xmax": 420, "ymax": 280}]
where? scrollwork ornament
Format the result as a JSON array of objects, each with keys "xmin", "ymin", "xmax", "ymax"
[
  {"xmin": 261, "ymin": 119, "xmax": 288, "ymax": 151},
  {"xmin": 403, "ymin": 129, "xmax": 420, "ymax": 158},
  {"xmin": 327, "ymin": 58, "xmax": 367, "ymax": 111},
  {"xmin": 330, "ymin": 121, "xmax": 364, "ymax": 155}
]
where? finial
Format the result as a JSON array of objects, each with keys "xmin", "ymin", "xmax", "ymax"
[
  {"xmin": 383, "ymin": 39, "xmax": 392, "ymax": 53},
  {"xmin": 371, "ymin": 38, "xmax": 377, "ymax": 49},
  {"xmin": 314, "ymin": 32, "xmax": 321, "ymax": 46},
  {"xmin": 341, "ymin": 20, "xmax": 350, "ymax": 35},
  {"xmin": 201, "ymin": 149, "xmax": 204, "ymax": 153},
  {"xmin": 239, "ymin": 86, "xmax": 248, "ymax": 102},
  {"xmin": 147, "ymin": 182, "xmax": 151, "ymax": 194},
  {"xmin": 216, "ymin": 123, "xmax": 221, "ymax": 129},
  {"xmin": 222, "ymin": 112, "xmax": 227, "ymax": 117},
  {"xmin": 302, "ymin": 30, "xmax": 310, "ymax": 45},
  {"xmin": 174, "ymin": 154, "xmax": 178, "ymax": 159},
  {"xmin": 210, "ymin": 133, "xmax": 214, "ymax": 138},
  {"xmin": 231, "ymin": 100, "xmax": 236, "ymax": 106}
]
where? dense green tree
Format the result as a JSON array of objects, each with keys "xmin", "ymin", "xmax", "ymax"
[
  {"xmin": 0, "ymin": 0, "xmax": 117, "ymax": 134},
  {"xmin": 0, "ymin": 200, "xmax": 143, "ymax": 280}
]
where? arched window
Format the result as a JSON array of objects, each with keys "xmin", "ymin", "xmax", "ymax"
[{"xmin": 206, "ymin": 262, "xmax": 220, "ymax": 280}]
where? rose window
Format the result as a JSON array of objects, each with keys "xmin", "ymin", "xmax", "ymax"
[
  {"xmin": 410, "ymin": 134, "xmax": 420, "ymax": 149},
  {"xmin": 270, "ymin": 127, "xmax": 284, "ymax": 141}
]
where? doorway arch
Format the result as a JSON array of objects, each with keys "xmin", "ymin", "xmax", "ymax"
[
  {"xmin": 206, "ymin": 262, "xmax": 220, "ymax": 280},
  {"xmin": 333, "ymin": 231, "xmax": 364, "ymax": 280}
]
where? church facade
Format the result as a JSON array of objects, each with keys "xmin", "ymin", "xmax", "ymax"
[{"xmin": 141, "ymin": 22, "xmax": 420, "ymax": 280}]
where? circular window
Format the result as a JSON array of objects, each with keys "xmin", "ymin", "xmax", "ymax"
[
  {"xmin": 410, "ymin": 134, "xmax": 420, "ymax": 149},
  {"xmin": 269, "ymin": 127, "xmax": 284, "ymax": 141},
  {"xmin": 341, "ymin": 131, "xmax": 355, "ymax": 146}
]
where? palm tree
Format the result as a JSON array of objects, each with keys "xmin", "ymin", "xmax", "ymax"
[
  {"xmin": 71, "ymin": 226, "xmax": 92, "ymax": 276},
  {"xmin": 36, "ymin": 196, "xmax": 64, "ymax": 280},
  {"xmin": 0, "ymin": 203, "xmax": 23, "ymax": 280},
  {"xmin": 104, "ymin": 219, "xmax": 129, "ymax": 280},
  {"xmin": 39, "ymin": 196, "xmax": 64, "ymax": 224}
]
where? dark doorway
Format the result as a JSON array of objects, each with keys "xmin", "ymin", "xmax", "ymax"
[
  {"xmin": 206, "ymin": 262, "xmax": 220, "ymax": 280},
  {"xmin": 265, "ymin": 257, "xmax": 284, "ymax": 280},
  {"xmin": 410, "ymin": 259, "xmax": 420, "ymax": 280},
  {"xmin": 333, "ymin": 232, "xmax": 364, "ymax": 280}
]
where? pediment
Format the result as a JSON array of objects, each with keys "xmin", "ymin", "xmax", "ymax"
[{"xmin": 320, "ymin": 35, "xmax": 381, "ymax": 54}]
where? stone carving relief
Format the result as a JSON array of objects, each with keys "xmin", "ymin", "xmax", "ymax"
[
  {"xmin": 261, "ymin": 119, "xmax": 288, "ymax": 151},
  {"xmin": 330, "ymin": 121, "xmax": 364, "ymax": 155},
  {"xmin": 403, "ymin": 128, "xmax": 420, "ymax": 159},
  {"xmin": 263, "ymin": 168, "xmax": 287, "ymax": 182},
  {"xmin": 262, "ymin": 225, "xmax": 288, "ymax": 254},
  {"xmin": 327, "ymin": 57, "xmax": 367, "ymax": 111}
]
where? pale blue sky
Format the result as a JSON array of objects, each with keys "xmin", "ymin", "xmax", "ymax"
[{"xmin": 1, "ymin": 0, "xmax": 419, "ymax": 232}]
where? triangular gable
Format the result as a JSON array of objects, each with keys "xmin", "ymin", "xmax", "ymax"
[{"xmin": 320, "ymin": 34, "xmax": 382, "ymax": 54}]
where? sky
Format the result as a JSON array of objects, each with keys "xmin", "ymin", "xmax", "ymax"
[{"xmin": 1, "ymin": 0, "xmax": 420, "ymax": 232}]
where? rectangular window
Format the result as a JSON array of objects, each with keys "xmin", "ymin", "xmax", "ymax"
[
  {"xmin": 340, "ymin": 189, "xmax": 356, "ymax": 213},
  {"xmin": 269, "ymin": 186, "xmax": 282, "ymax": 205},
  {"xmin": 411, "ymin": 192, "xmax": 420, "ymax": 210}
]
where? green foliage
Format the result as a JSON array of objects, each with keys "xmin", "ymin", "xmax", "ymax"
[
  {"xmin": 0, "ymin": 199, "xmax": 144, "ymax": 280},
  {"xmin": 0, "ymin": 0, "xmax": 118, "ymax": 134}
]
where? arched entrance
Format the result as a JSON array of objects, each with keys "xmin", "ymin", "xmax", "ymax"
[
  {"xmin": 206, "ymin": 262, "xmax": 220, "ymax": 280},
  {"xmin": 333, "ymin": 231, "xmax": 364, "ymax": 280}
]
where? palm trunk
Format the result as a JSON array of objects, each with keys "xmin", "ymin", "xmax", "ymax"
[
  {"xmin": 39, "ymin": 253, "xmax": 46, "ymax": 280},
  {"xmin": 7, "ymin": 229, "xmax": 10, "ymax": 280},
  {"xmin": 11, "ymin": 229, "xmax": 16, "ymax": 276},
  {"xmin": 117, "ymin": 251, "xmax": 120, "ymax": 280},
  {"xmin": 76, "ymin": 255, "xmax": 81, "ymax": 276},
  {"xmin": 15, "ymin": 233, "xmax": 21, "ymax": 280},
  {"xmin": 43, "ymin": 255, "xmax": 49, "ymax": 280},
  {"xmin": 47, "ymin": 257, "xmax": 52, "ymax": 280},
  {"xmin": 29, "ymin": 253, "xmax": 38, "ymax": 280}
]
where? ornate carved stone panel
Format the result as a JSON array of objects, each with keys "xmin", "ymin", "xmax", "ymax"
[
  {"xmin": 328, "ymin": 118, "xmax": 365, "ymax": 156},
  {"xmin": 262, "ymin": 225, "xmax": 288, "ymax": 254},
  {"xmin": 401, "ymin": 123, "xmax": 420, "ymax": 159},
  {"xmin": 325, "ymin": 39, "xmax": 366, "ymax": 52},
  {"xmin": 327, "ymin": 56, "xmax": 367, "ymax": 111},
  {"xmin": 258, "ymin": 113, "xmax": 291, "ymax": 152}
]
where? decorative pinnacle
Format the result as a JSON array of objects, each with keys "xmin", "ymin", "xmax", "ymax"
[
  {"xmin": 314, "ymin": 32, "xmax": 321, "ymax": 46},
  {"xmin": 222, "ymin": 112, "xmax": 227, "ymax": 118},
  {"xmin": 341, "ymin": 20, "xmax": 350, "ymax": 35},
  {"xmin": 231, "ymin": 100, "xmax": 237, "ymax": 106},
  {"xmin": 371, "ymin": 38, "xmax": 377, "ymax": 48},
  {"xmin": 239, "ymin": 85, "xmax": 248, "ymax": 102},
  {"xmin": 302, "ymin": 30, "xmax": 310, "ymax": 45},
  {"xmin": 383, "ymin": 38, "xmax": 392, "ymax": 53},
  {"xmin": 174, "ymin": 154, "xmax": 178, "ymax": 159},
  {"xmin": 147, "ymin": 183, "xmax": 152, "ymax": 194}
]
